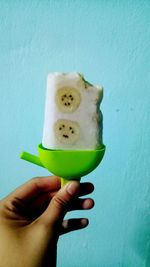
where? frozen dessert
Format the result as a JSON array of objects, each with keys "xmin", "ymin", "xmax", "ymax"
[{"xmin": 42, "ymin": 72, "xmax": 103, "ymax": 150}]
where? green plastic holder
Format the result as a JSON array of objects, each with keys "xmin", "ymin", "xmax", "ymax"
[{"xmin": 20, "ymin": 144, "xmax": 106, "ymax": 186}]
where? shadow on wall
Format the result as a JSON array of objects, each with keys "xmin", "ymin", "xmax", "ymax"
[
  {"xmin": 133, "ymin": 211, "xmax": 150, "ymax": 266},
  {"xmin": 146, "ymin": 245, "xmax": 150, "ymax": 267}
]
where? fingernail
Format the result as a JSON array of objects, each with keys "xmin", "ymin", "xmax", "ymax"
[
  {"xmin": 66, "ymin": 181, "xmax": 80, "ymax": 196},
  {"xmin": 81, "ymin": 218, "xmax": 89, "ymax": 227},
  {"xmin": 83, "ymin": 199, "xmax": 94, "ymax": 209}
]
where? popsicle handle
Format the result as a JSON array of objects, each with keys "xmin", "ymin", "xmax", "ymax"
[{"xmin": 20, "ymin": 151, "xmax": 44, "ymax": 168}]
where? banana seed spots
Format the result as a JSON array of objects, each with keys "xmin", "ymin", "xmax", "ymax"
[
  {"xmin": 54, "ymin": 119, "xmax": 80, "ymax": 144},
  {"xmin": 56, "ymin": 87, "xmax": 81, "ymax": 112},
  {"xmin": 62, "ymin": 94, "xmax": 74, "ymax": 106},
  {"xmin": 59, "ymin": 125, "xmax": 65, "ymax": 130},
  {"xmin": 69, "ymin": 126, "xmax": 74, "ymax": 134}
]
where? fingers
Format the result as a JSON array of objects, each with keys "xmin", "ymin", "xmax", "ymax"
[
  {"xmin": 68, "ymin": 197, "xmax": 94, "ymax": 211},
  {"xmin": 6, "ymin": 176, "xmax": 60, "ymax": 204},
  {"xmin": 38, "ymin": 181, "xmax": 95, "ymax": 227},
  {"xmin": 20, "ymin": 193, "xmax": 94, "ymax": 221},
  {"xmin": 27, "ymin": 182, "xmax": 94, "ymax": 215},
  {"xmin": 60, "ymin": 218, "xmax": 89, "ymax": 235},
  {"xmin": 3, "ymin": 176, "xmax": 94, "ymax": 223},
  {"xmin": 66, "ymin": 182, "xmax": 94, "ymax": 212},
  {"xmin": 78, "ymin": 182, "xmax": 94, "ymax": 197},
  {"xmin": 38, "ymin": 181, "xmax": 80, "ymax": 226}
]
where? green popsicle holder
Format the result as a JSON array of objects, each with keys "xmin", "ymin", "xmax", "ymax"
[{"xmin": 20, "ymin": 144, "xmax": 106, "ymax": 187}]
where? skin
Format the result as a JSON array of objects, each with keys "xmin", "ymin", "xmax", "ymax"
[{"xmin": 0, "ymin": 176, "xmax": 94, "ymax": 267}]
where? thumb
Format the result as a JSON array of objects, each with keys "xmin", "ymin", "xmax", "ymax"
[{"xmin": 39, "ymin": 181, "xmax": 80, "ymax": 226}]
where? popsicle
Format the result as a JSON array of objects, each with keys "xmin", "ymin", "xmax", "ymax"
[
  {"xmin": 42, "ymin": 72, "xmax": 103, "ymax": 150},
  {"xmin": 20, "ymin": 72, "xmax": 105, "ymax": 186}
]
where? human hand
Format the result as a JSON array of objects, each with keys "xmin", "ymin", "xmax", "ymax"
[{"xmin": 0, "ymin": 176, "xmax": 94, "ymax": 267}]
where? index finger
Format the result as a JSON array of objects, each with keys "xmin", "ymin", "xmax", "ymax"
[{"xmin": 4, "ymin": 176, "xmax": 61, "ymax": 204}]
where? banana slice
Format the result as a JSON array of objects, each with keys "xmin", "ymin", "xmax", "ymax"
[
  {"xmin": 55, "ymin": 87, "xmax": 81, "ymax": 113},
  {"xmin": 54, "ymin": 119, "xmax": 80, "ymax": 144}
]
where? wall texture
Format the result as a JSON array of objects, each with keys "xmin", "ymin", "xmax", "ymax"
[{"xmin": 0, "ymin": 1, "xmax": 150, "ymax": 266}]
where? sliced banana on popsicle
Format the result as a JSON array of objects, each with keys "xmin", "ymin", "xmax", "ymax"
[
  {"xmin": 54, "ymin": 119, "xmax": 80, "ymax": 144},
  {"xmin": 42, "ymin": 72, "xmax": 103, "ymax": 150},
  {"xmin": 55, "ymin": 87, "xmax": 81, "ymax": 113}
]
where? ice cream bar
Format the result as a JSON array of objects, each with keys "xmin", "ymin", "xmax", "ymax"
[
  {"xmin": 42, "ymin": 72, "xmax": 103, "ymax": 150},
  {"xmin": 20, "ymin": 72, "xmax": 105, "ymax": 183}
]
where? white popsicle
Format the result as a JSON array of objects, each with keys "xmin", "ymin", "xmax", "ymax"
[{"xmin": 42, "ymin": 72, "xmax": 103, "ymax": 150}]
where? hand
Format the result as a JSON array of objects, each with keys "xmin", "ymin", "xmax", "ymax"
[{"xmin": 0, "ymin": 176, "xmax": 94, "ymax": 267}]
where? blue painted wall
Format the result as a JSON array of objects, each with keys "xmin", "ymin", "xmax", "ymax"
[{"xmin": 0, "ymin": 1, "xmax": 150, "ymax": 266}]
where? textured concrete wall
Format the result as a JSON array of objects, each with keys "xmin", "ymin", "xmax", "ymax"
[{"xmin": 0, "ymin": 1, "xmax": 150, "ymax": 266}]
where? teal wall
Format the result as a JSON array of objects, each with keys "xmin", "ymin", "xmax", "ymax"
[{"xmin": 0, "ymin": 1, "xmax": 150, "ymax": 266}]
